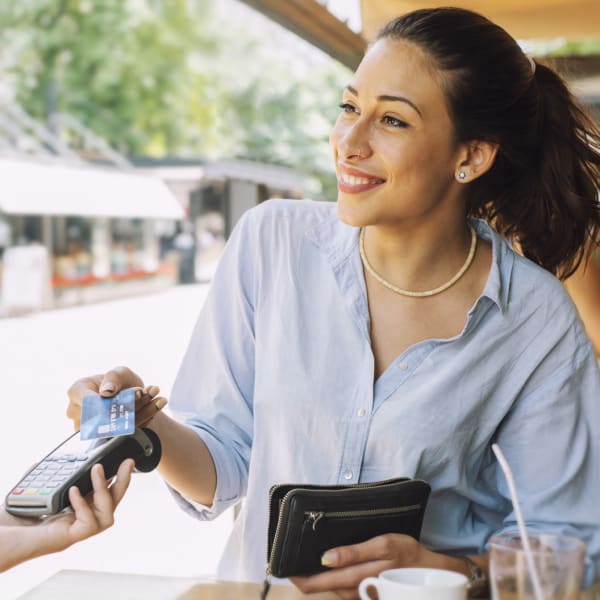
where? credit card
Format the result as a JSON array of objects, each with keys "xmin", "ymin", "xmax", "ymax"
[{"xmin": 80, "ymin": 388, "xmax": 135, "ymax": 441}]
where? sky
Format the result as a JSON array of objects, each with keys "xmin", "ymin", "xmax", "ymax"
[
  {"xmin": 224, "ymin": 0, "xmax": 360, "ymax": 68},
  {"xmin": 323, "ymin": 0, "xmax": 362, "ymax": 32}
]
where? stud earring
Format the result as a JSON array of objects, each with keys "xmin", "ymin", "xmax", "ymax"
[{"xmin": 458, "ymin": 171, "xmax": 467, "ymax": 180}]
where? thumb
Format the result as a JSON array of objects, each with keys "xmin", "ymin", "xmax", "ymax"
[{"xmin": 99, "ymin": 366, "xmax": 144, "ymax": 397}]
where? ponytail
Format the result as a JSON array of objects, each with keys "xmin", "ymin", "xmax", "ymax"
[
  {"xmin": 378, "ymin": 8, "xmax": 600, "ymax": 278},
  {"xmin": 483, "ymin": 62, "xmax": 600, "ymax": 278}
]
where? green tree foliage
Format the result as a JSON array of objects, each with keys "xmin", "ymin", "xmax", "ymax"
[
  {"xmin": 199, "ymin": 5, "xmax": 350, "ymax": 199},
  {"xmin": 0, "ymin": 0, "xmax": 351, "ymax": 199},
  {"xmin": 1, "ymin": 0, "xmax": 218, "ymax": 155},
  {"xmin": 548, "ymin": 40, "xmax": 600, "ymax": 56}
]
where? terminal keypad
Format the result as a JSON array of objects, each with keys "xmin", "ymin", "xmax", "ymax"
[{"xmin": 12, "ymin": 454, "xmax": 89, "ymax": 496}]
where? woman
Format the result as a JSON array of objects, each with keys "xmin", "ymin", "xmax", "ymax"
[
  {"xmin": 0, "ymin": 460, "xmax": 133, "ymax": 573},
  {"xmin": 66, "ymin": 7, "xmax": 600, "ymax": 599}
]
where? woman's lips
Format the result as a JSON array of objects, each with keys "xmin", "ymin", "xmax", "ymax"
[{"xmin": 337, "ymin": 170, "xmax": 385, "ymax": 193}]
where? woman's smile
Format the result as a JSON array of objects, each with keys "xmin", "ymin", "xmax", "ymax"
[
  {"xmin": 330, "ymin": 38, "xmax": 464, "ymax": 227},
  {"xmin": 337, "ymin": 164, "xmax": 386, "ymax": 194}
]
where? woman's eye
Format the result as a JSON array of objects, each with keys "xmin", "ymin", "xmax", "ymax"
[
  {"xmin": 338, "ymin": 102, "xmax": 358, "ymax": 114},
  {"xmin": 382, "ymin": 115, "xmax": 408, "ymax": 128}
]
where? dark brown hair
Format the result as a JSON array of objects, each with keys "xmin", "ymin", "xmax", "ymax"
[{"xmin": 377, "ymin": 7, "xmax": 600, "ymax": 278}]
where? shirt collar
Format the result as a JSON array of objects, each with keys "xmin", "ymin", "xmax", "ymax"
[
  {"xmin": 305, "ymin": 207, "xmax": 359, "ymax": 271},
  {"xmin": 306, "ymin": 207, "xmax": 513, "ymax": 314},
  {"xmin": 471, "ymin": 219, "xmax": 513, "ymax": 314}
]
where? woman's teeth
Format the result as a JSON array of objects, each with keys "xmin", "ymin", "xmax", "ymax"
[{"xmin": 339, "ymin": 173, "xmax": 383, "ymax": 185}]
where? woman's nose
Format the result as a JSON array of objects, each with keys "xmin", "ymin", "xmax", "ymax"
[{"xmin": 338, "ymin": 125, "xmax": 370, "ymax": 160}]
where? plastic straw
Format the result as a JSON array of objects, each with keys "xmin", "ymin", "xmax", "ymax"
[{"xmin": 492, "ymin": 443, "xmax": 544, "ymax": 600}]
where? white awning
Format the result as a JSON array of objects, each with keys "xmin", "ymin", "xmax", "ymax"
[{"xmin": 0, "ymin": 157, "xmax": 184, "ymax": 219}]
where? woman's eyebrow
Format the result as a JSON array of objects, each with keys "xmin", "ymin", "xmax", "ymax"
[{"xmin": 345, "ymin": 85, "xmax": 422, "ymax": 118}]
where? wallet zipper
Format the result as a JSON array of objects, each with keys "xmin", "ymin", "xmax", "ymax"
[
  {"xmin": 265, "ymin": 478, "xmax": 420, "ymax": 578},
  {"xmin": 304, "ymin": 503, "xmax": 422, "ymax": 531}
]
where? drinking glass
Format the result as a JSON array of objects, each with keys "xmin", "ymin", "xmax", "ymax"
[{"xmin": 489, "ymin": 532, "xmax": 585, "ymax": 600}]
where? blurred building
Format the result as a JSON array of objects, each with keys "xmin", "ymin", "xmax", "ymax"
[
  {"xmin": 0, "ymin": 103, "xmax": 305, "ymax": 313},
  {"xmin": 134, "ymin": 156, "xmax": 305, "ymax": 282}
]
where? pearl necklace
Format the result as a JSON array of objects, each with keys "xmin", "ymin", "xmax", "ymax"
[{"xmin": 359, "ymin": 225, "xmax": 477, "ymax": 298}]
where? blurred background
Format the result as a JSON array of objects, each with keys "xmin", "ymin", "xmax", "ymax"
[{"xmin": 0, "ymin": 0, "xmax": 598, "ymax": 597}]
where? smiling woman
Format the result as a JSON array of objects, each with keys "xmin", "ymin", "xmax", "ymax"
[
  {"xmin": 64, "ymin": 7, "xmax": 600, "ymax": 600},
  {"xmin": 331, "ymin": 37, "xmax": 489, "ymax": 242}
]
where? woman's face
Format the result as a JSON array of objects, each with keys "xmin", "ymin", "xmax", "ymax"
[{"xmin": 330, "ymin": 38, "xmax": 465, "ymax": 228}]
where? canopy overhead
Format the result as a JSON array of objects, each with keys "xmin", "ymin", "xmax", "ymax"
[
  {"xmin": 239, "ymin": 0, "xmax": 600, "ymax": 72},
  {"xmin": 361, "ymin": 0, "xmax": 600, "ymax": 45},
  {"xmin": 0, "ymin": 157, "xmax": 184, "ymax": 219},
  {"xmin": 239, "ymin": 0, "xmax": 366, "ymax": 69}
]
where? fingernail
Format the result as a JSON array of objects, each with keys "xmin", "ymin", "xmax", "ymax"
[
  {"xmin": 155, "ymin": 398, "xmax": 167, "ymax": 410},
  {"xmin": 147, "ymin": 385, "xmax": 160, "ymax": 397},
  {"xmin": 100, "ymin": 382, "xmax": 115, "ymax": 395},
  {"xmin": 321, "ymin": 550, "xmax": 337, "ymax": 566}
]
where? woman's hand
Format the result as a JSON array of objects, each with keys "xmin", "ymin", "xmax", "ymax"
[
  {"xmin": 290, "ymin": 534, "xmax": 449, "ymax": 600},
  {"xmin": 66, "ymin": 366, "xmax": 167, "ymax": 429},
  {"xmin": 0, "ymin": 458, "xmax": 134, "ymax": 573},
  {"xmin": 68, "ymin": 366, "xmax": 218, "ymax": 508}
]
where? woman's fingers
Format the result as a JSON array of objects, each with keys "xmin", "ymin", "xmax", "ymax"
[
  {"xmin": 135, "ymin": 390, "xmax": 168, "ymax": 427},
  {"xmin": 292, "ymin": 535, "xmax": 424, "ymax": 597},
  {"xmin": 98, "ymin": 366, "xmax": 144, "ymax": 397},
  {"xmin": 66, "ymin": 374, "xmax": 104, "ymax": 429},
  {"xmin": 322, "ymin": 534, "xmax": 420, "ymax": 568},
  {"xmin": 66, "ymin": 367, "xmax": 148, "ymax": 429},
  {"xmin": 144, "ymin": 385, "xmax": 160, "ymax": 399},
  {"xmin": 292, "ymin": 560, "xmax": 390, "ymax": 596}
]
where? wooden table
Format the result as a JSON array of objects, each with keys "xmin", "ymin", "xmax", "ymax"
[
  {"xmin": 18, "ymin": 570, "xmax": 338, "ymax": 600},
  {"xmin": 19, "ymin": 569, "xmax": 600, "ymax": 600}
]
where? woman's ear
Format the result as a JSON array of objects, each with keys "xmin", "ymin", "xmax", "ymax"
[{"xmin": 454, "ymin": 140, "xmax": 499, "ymax": 183}]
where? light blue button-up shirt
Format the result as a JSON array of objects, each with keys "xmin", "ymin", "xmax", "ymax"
[{"xmin": 169, "ymin": 199, "xmax": 600, "ymax": 584}]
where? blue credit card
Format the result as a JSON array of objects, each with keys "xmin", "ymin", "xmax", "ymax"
[{"xmin": 80, "ymin": 388, "xmax": 135, "ymax": 441}]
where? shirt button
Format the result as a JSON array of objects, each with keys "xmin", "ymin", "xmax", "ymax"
[
  {"xmin": 399, "ymin": 362, "xmax": 408, "ymax": 371},
  {"xmin": 357, "ymin": 408, "xmax": 366, "ymax": 417},
  {"xmin": 343, "ymin": 470, "xmax": 353, "ymax": 480}
]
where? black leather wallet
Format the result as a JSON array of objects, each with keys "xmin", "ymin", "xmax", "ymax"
[{"xmin": 265, "ymin": 477, "xmax": 431, "ymax": 579}]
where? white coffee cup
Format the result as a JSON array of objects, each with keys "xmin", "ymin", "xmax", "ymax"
[{"xmin": 358, "ymin": 567, "xmax": 468, "ymax": 600}]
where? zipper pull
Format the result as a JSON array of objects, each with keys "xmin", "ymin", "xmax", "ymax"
[
  {"xmin": 307, "ymin": 511, "xmax": 324, "ymax": 531},
  {"xmin": 261, "ymin": 564, "xmax": 272, "ymax": 600}
]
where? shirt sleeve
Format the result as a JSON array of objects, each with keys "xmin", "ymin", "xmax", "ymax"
[
  {"xmin": 166, "ymin": 208, "xmax": 259, "ymax": 520},
  {"xmin": 490, "ymin": 325, "xmax": 600, "ymax": 586}
]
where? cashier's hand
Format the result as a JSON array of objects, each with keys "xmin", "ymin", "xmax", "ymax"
[
  {"xmin": 40, "ymin": 460, "xmax": 135, "ymax": 548},
  {"xmin": 66, "ymin": 366, "xmax": 167, "ymax": 430},
  {"xmin": 0, "ymin": 459, "xmax": 134, "ymax": 573},
  {"xmin": 291, "ymin": 534, "xmax": 440, "ymax": 600}
]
